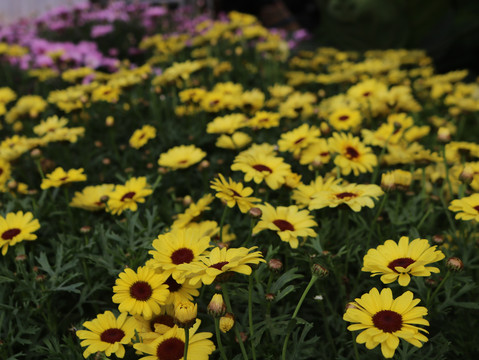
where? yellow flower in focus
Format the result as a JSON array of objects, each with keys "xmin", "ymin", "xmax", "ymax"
[
  {"xmin": 362, "ymin": 236, "xmax": 445, "ymax": 286},
  {"xmin": 210, "ymin": 174, "xmax": 260, "ymax": 213},
  {"xmin": 76, "ymin": 311, "xmax": 137, "ymax": 359},
  {"xmin": 40, "ymin": 167, "xmax": 87, "ymax": 190},
  {"xmin": 174, "ymin": 301, "xmax": 197, "ymax": 327},
  {"xmin": 277, "ymin": 124, "xmax": 321, "ymax": 157},
  {"xmin": 106, "ymin": 177, "xmax": 153, "ymax": 215},
  {"xmin": 219, "ymin": 313, "xmax": 235, "ymax": 333},
  {"xmin": 328, "ymin": 108, "xmax": 362, "ymax": 131},
  {"xmin": 0, "ymin": 211, "xmax": 40, "ymax": 256},
  {"xmin": 343, "ymin": 288, "xmax": 429, "ymax": 358},
  {"xmin": 158, "ymin": 145, "xmax": 206, "ymax": 170},
  {"xmin": 253, "ymin": 203, "xmax": 317, "ymax": 248},
  {"xmin": 449, "ymin": 193, "xmax": 479, "ymax": 222},
  {"xmin": 329, "ymin": 132, "xmax": 377, "ymax": 176},
  {"xmin": 129, "ymin": 124, "xmax": 157, "ymax": 149}
]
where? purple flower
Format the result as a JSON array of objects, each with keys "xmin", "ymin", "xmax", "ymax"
[{"xmin": 90, "ymin": 24, "xmax": 114, "ymax": 38}]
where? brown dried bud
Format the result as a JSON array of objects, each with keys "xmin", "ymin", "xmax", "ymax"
[
  {"xmin": 446, "ymin": 257, "xmax": 464, "ymax": 271},
  {"xmin": 268, "ymin": 259, "xmax": 283, "ymax": 272},
  {"xmin": 15, "ymin": 254, "xmax": 27, "ymax": 262}
]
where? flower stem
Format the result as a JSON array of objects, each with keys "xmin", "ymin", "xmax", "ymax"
[
  {"xmin": 214, "ymin": 318, "xmax": 228, "ymax": 360},
  {"xmin": 222, "ymin": 283, "xmax": 249, "ymax": 360},
  {"xmin": 219, "ymin": 206, "xmax": 229, "ymax": 243},
  {"xmin": 427, "ymin": 270, "xmax": 451, "ymax": 309},
  {"xmin": 248, "ymin": 274, "xmax": 257, "ymax": 360},
  {"xmin": 281, "ymin": 275, "xmax": 318, "ymax": 360},
  {"xmin": 184, "ymin": 327, "xmax": 189, "ymax": 360}
]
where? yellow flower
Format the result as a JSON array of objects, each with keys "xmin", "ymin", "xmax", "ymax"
[
  {"xmin": 171, "ymin": 193, "xmax": 215, "ymax": 229},
  {"xmin": 158, "ymin": 145, "xmax": 206, "ymax": 170},
  {"xmin": 248, "ymin": 111, "xmax": 281, "ymax": 129},
  {"xmin": 362, "ymin": 236, "xmax": 445, "ymax": 286},
  {"xmin": 380, "ymin": 169, "xmax": 413, "ymax": 191},
  {"xmin": 106, "ymin": 177, "xmax": 153, "ymax": 215},
  {"xmin": 299, "ymin": 138, "xmax": 331, "ymax": 169},
  {"xmin": 112, "ymin": 266, "xmax": 169, "ymax": 320},
  {"xmin": 0, "ymin": 158, "xmax": 12, "ymax": 192},
  {"xmin": 219, "ymin": 313, "xmax": 235, "ymax": 333},
  {"xmin": 133, "ymin": 320, "xmax": 215, "ymax": 360},
  {"xmin": 215, "ymin": 132, "xmax": 252, "ymax": 150},
  {"xmin": 253, "ymin": 203, "xmax": 317, "ymax": 248},
  {"xmin": 0, "ymin": 211, "xmax": 40, "ymax": 256},
  {"xmin": 206, "ymin": 113, "xmax": 247, "ymax": 134},
  {"xmin": 277, "ymin": 124, "xmax": 321, "ymax": 157},
  {"xmin": 174, "ymin": 301, "xmax": 197, "ymax": 327},
  {"xmin": 291, "ymin": 176, "xmax": 341, "ymax": 208},
  {"xmin": 207, "ymin": 294, "xmax": 226, "ymax": 317},
  {"xmin": 449, "ymin": 193, "xmax": 479, "ymax": 222},
  {"xmin": 33, "ymin": 115, "xmax": 68, "ymax": 136},
  {"xmin": 210, "ymin": 174, "xmax": 260, "ymax": 213},
  {"xmin": 69, "ymin": 184, "xmax": 114, "ymax": 211},
  {"xmin": 328, "ymin": 108, "xmax": 362, "ymax": 131},
  {"xmin": 40, "ymin": 167, "xmax": 87, "ymax": 189},
  {"xmin": 129, "ymin": 125, "xmax": 157, "ymax": 149},
  {"xmin": 344, "ymin": 288, "xmax": 429, "ymax": 358},
  {"xmin": 76, "ymin": 311, "xmax": 137, "ymax": 359},
  {"xmin": 329, "ymin": 132, "xmax": 377, "ymax": 176},
  {"xmin": 309, "ymin": 183, "xmax": 384, "ymax": 212},
  {"xmin": 148, "ymin": 227, "xmax": 211, "ymax": 283}
]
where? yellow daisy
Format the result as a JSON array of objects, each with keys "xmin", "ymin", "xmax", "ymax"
[
  {"xmin": 69, "ymin": 184, "xmax": 115, "ymax": 211},
  {"xmin": 160, "ymin": 276, "xmax": 201, "ymax": 305},
  {"xmin": 277, "ymin": 123, "xmax": 321, "ymax": 157},
  {"xmin": 248, "ymin": 111, "xmax": 281, "ymax": 129},
  {"xmin": 0, "ymin": 158, "xmax": 12, "ymax": 192},
  {"xmin": 210, "ymin": 174, "xmax": 260, "ymax": 213},
  {"xmin": 129, "ymin": 125, "xmax": 157, "ymax": 149},
  {"xmin": 40, "ymin": 167, "xmax": 87, "ymax": 189},
  {"xmin": 329, "ymin": 132, "xmax": 377, "ymax": 176},
  {"xmin": 252, "ymin": 203, "xmax": 318, "ymax": 248},
  {"xmin": 291, "ymin": 176, "xmax": 341, "ymax": 208},
  {"xmin": 106, "ymin": 177, "xmax": 153, "ymax": 215},
  {"xmin": 158, "ymin": 145, "xmax": 206, "ymax": 170},
  {"xmin": 171, "ymin": 193, "xmax": 215, "ymax": 229},
  {"xmin": 112, "ymin": 266, "xmax": 169, "ymax": 320},
  {"xmin": 206, "ymin": 113, "xmax": 247, "ymax": 134},
  {"xmin": 133, "ymin": 320, "xmax": 215, "ymax": 360},
  {"xmin": 309, "ymin": 183, "xmax": 384, "ymax": 212},
  {"xmin": 215, "ymin": 132, "xmax": 252, "ymax": 150},
  {"xmin": 148, "ymin": 227, "xmax": 211, "ymax": 283},
  {"xmin": 449, "ymin": 193, "xmax": 479, "ymax": 222},
  {"xmin": 134, "ymin": 305, "xmax": 176, "ymax": 340},
  {"xmin": 299, "ymin": 138, "xmax": 331, "ymax": 169},
  {"xmin": 76, "ymin": 311, "xmax": 137, "ymax": 359},
  {"xmin": 344, "ymin": 288, "xmax": 429, "ymax": 358},
  {"xmin": 362, "ymin": 236, "xmax": 445, "ymax": 286},
  {"xmin": 328, "ymin": 108, "xmax": 362, "ymax": 131},
  {"xmin": 0, "ymin": 211, "xmax": 41, "ymax": 256}
]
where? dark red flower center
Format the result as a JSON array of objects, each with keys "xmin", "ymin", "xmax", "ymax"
[
  {"xmin": 156, "ymin": 337, "xmax": 185, "ymax": 360},
  {"xmin": 170, "ymin": 248, "xmax": 194, "ymax": 265},
  {"xmin": 0, "ymin": 168, "xmax": 3, "ymax": 175},
  {"xmin": 229, "ymin": 188, "xmax": 241, "ymax": 197},
  {"xmin": 130, "ymin": 281, "xmax": 153, "ymax": 301},
  {"xmin": 121, "ymin": 191, "xmax": 136, "ymax": 201},
  {"xmin": 178, "ymin": 159, "xmax": 188, "ymax": 164},
  {"xmin": 362, "ymin": 91, "xmax": 371, "ymax": 97},
  {"xmin": 2, "ymin": 228, "xmax": 21, "ymax": 240},
  {"xmin": 372, "ymin": 310, "xmax": 402, "ymax": 333},
  {"xmin": 60, "ymin": 176, "xmax": 68, "ymax": 181},
  {"xmin": 150, "ymin": 314, "xmax": 175, "ymax": 332},
  {"xmin": 164, "ymin": 276, "xmax": 181, "ymax": 292},
  {"xmin": 100, "ymin": 328, "xmax": 125, "ymax": 343},
  {"xmin": 345, "ymin": 146, "xmax": 359, "ymax": 159},
  {"xmin": 338, "ymin": 115, "xmax": 349, "ymax": 121},
  {"xmin": 335, "ymin": 192, "xmax": 357, "ymax": 200},
  {"xmin": 273, "ymin": 219, "xmax": 295, "ymax": 231},
  {"xmin": 387, "ymin": 257, "xmax": 415, "ymax": 273},
  {"xmin": 294, "ymin": 137, "xmax": 306, "ymax": 145},
  {"xmin": 474, "ymin": 205, "xmax": 479, "ymax": 213},
  {"xmin": 253, "ymin": 164, "xmax": 272, "ymax": 173},
  {"xmin": 210, "ymin": 261, "xmax": 229, "ymax": 271}
]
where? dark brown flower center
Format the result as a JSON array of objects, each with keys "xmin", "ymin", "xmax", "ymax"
[
  {"xmin": 210, "ymin": 261, "xmax": 229, "ymax": 271},
  {"xmin": 229, "ymin": 188, "xmax": 241, "ymax": 197},
  {"xmin": 372, "ymin": 310, "xmax": 402, "ymax": 333},
  {"xmin": 387, "ymin": 257, "xmax": 415, "ymax": 273},
  {"xmin": 294, "ymin": 137, "xmax": 306, "ymax": 145},
  {"xmin": 170, "ymin": 248, "xmax": 194, "ymax": 265},
  {"xmin": 362, "ymin": 91, "xmax": 371, "ymax": 97},
  {"xmin": 100, "ymin": 328, "xmax": 125, "ymax": 343},
  {"xmin": 121, "ymin": 191, "xmax": 136, "ymax": 201},
  {"xmin": 156, "ymin": 337, "xmax": 185, "ymax": 360},
  {"xmin": 273, "ymin": 219, "xmax": 295, "ymax": 231},
  {"xmin": 252, "ymin": 164, "xmax": 272, "ymax": 173},
  {"xmin": 474, "ymin": 205, "xmax": 479, "ymax": 213},
  {"xmin": 178, "ymin": 159, "xmax": 188, "ymax": 164},
  {"xmin": 2, "ymin": 228, "xmax": 21, "ymax": 240},
  {"xmin": 150, "ymin": 314, "xmax": 175, "ymax": 332},
  {"xmin": 60, "ymin": 176, "xmax": 68, "ymax": 181},
  {"xmin": 164, "ymin": 276, "xmax": 182, "ymax": 292},
  {"xmin": 335, "ymin": 192, "xmax": 357, "ymax": 200},
  {"xmin": 0, "ymin": 168, "xmax": 3, "ymax": 175},
  {"xmin": 130, "ymin": 281, "xmax": 153, "ymax": 301},
  {"xmin": 338, "ymin": 115, "xmax": 349, "ymax": 121},
  {"xmin": 345, "ymin": 146, "xmax": 359, "ymax": 159}
]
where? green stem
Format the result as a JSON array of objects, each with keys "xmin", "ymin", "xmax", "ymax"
[
  {"xmin": 248, "ymin": 274, "xmax": 257, "ymax": 360},
  {"xmin": 352, "ymin": 332, "xmax": 360, "ymax": 360},
  {"xmin": 214, "ymin": 318, "xmax": 228, "ymax": 360},
  {"xmin": 427, "ymin": 271, "xmax": 451, "ymax": 309},
  {"xmin": 184, "ymin": 327, "xmax": 189, "ymax": 360},
  {"xmin": 222, "ymin": 283, "xmax": 249, "ymax": 360},
  {"xmin": 442, "ymin": 145, "xmax": 454, "ymax": 198},
  {"xmin": 219, "ymin": 206, "xmax": 229, "ymax": 243},
  {"xmin": 281, "ymin": 275, "xmax": 318, "ymax": 360}
]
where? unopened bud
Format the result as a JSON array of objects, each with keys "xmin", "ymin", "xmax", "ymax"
[
  {"xmin": 7, "ymin": 180, "xmax": 17, "ymax": 190},
  {"xmin": 197, "ymin": 160, "xmax": 210, "ymax": 171},
  {"xmin": 437, "ymin": 127, "xmax": 451, "ymax": 142},
  {"xmin": 265, "ymin": 293, "xmax": 275, "ymax": 301},
  {"xmin": 425, "ymin": 278, "xmax": 437, "ymax": 287},
  {"xmin": 432, "ymin": 234, "xmax": 444, "ymax": 245},
  {"xmin": 100, "ymin": 195, "xmax": 109, "ymax": 203},
  {"xmin": 268, "ymin": 258, "xmax": 283, "ymax": 272},
  {"xmin": 102, "ymin": 158, "xmax": 111, "ymax": 165},
  {"xmin": 249, "ymin": 207, "xmax": 262, "ymax": 218},
  {"xmin": 94, "ymin": 140, "xmax": 103, "ymax": 148},
  {"xmin": 15, "ymin": 254, "xmax": 27, "ymax": 262},
  {"xmin": 219, "ymin": 313, "xmax": 235, "ymax": 333},
  {"xmin": 174, "ymin": 301, "xmax": 197, "ymax": 328},
  {"xmin": 105, "ymin": 116, "xmax": 114, "ymax": 127},
  {"xmin": 311, "ymin": 264, "xmax": 329, "ymax": 278},
  {"xmin": 30, "ymin": 148, "xmax": 42, "ymax": 159},
  {"xmin": 207, "ymin": 294, "xmax": 226, "ymax": 317},
  {"xmin": 80, "ymin": 225, "xmax": 92, "ymax": 234},
  {"xmin": 446, "ymin": 257, "xmax": 463, "ymax": 271},
  {"xmin": 182, "ymin": 195, "xmax": 193, "ymax": 207}
]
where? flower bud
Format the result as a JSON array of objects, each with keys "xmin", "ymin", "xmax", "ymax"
[
  {"xmin": 265, "ymin": 293, "xmax": 275, "ymax": 301},
  {"xmin": 268, "ymin": 259, "xmax": 283, "ymax": 272},
  {"xmin": 207, "ymin": 294, "xmax": 226, "ymax": 317},
  {"xmin": 105, "ymin": 116, "xmax": 114, "ymax": 127},
  {"xmin": 174, "ymin": 301, "xmax": 197, "ymax": 328},
  {"xmin": 80, "ymin": 225, "xmax": 92, "ymax": 234},
  {"xmin": 249, "ymin": 207, "xmax": 262, "ymax": 219},
  {"xmin": 432, "ymin": 234, "xmax": 444, "ymax": 245},
  {"xmin": 219, "ymin": 313, "xmax": 235, "ymax": 333},
  {"xmin": 30, "ymin": 148, "xmax": 42, "ymax": 159},
  {"xmin": 446, "ymin": 257, "xmax": 464, "ymax": 271},
  {"xmin": 311, "ymin": 264, "xmax": 329, "ymax": 278},
  {"xmin": 437, "ymin": 127, "xmax": 451, "ymax": 142}
]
